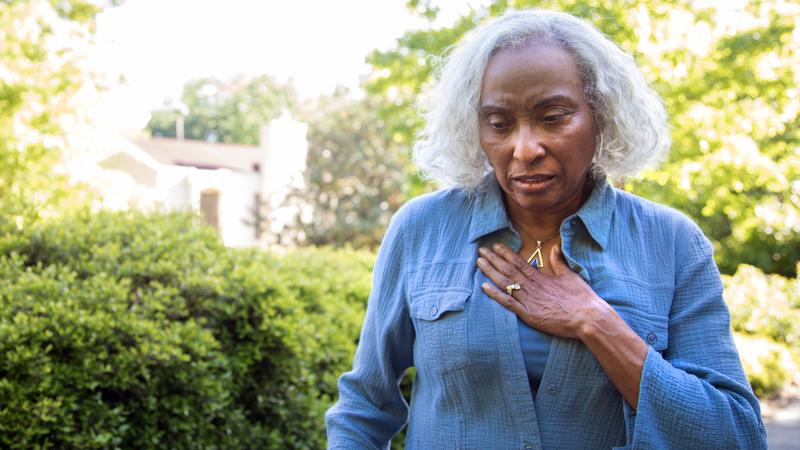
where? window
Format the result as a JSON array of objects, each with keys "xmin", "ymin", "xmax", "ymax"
[{"xmin": 200, "ymin": 189, "xmax": 220, "ymax": 230}]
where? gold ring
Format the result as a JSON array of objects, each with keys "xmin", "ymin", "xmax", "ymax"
[{"xmin": 505, "ymin": 283, "xmax": 521, "ymax": 295}]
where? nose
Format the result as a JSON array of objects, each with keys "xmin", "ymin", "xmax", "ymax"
[{"xmin": 512, "ymin": 124, "xmax": 546, "ymax": 163}]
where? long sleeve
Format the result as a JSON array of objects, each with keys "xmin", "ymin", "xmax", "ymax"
[
  {"xmin": 622, "ymin": 225, "xmax": 768, "ymax": 449},
  {"xmin": 326, "ymin": 208, "xmax": 415, "ymax": 449}
]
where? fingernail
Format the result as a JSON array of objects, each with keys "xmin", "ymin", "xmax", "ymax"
[{"xmin": 481, "ymin": 282, "xmax": 490, "ymax": 289}]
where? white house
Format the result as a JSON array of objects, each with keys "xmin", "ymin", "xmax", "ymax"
[{"xmin": 75, "ymin": 114, "xmax": 308, "ymax": 247}]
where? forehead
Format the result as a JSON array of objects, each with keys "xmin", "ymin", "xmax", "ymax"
[{"xmin": 481, "ymin": 40, "xmax": 585, "ymax": 102}]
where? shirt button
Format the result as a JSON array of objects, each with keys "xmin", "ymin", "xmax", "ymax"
[
  {"xmin": 646, "ymin": 333, "xmax": 657, "ymax": 344},
  {"xmin": 430, "ymin": 306, "xmax": 438, "ymax": 317},
  {"xmin": 524, "ymin": 446, "xmax": 534, "ymax": 450},
  {"xmin": 546, "ymin": 383, "xmax": 558, "ymax": 394}
]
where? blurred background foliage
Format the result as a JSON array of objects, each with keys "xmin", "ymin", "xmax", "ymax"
[
  {"xmin": 0, "ymin": 0, "xmax": 107, "ymax": 231},
  {"xmin": 283, "ymin": 87, "xmax": 411, "ymax": 248},
  {"xmin": 0, "ymin": 0, "xmax": 799, "ymax": 447},
  {"xmin": 362, "ymin": 0, "xmax": 800, "ymax": 277},
  {"xmin": 146, "ymin": 75, "xmax": 297, "ymax": 145}
]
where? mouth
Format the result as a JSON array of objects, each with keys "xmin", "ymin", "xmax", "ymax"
[{"xmin": 510, "ymin": 174, "xmax": 557, "ymax": 192}]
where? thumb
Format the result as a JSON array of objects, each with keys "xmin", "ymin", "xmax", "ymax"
[{"xmin": 549, "ymin": 245, "xmax": 569, "ymax": 276}]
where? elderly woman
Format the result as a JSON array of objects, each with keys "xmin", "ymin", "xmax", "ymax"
[{"xmin": 326, "ymin": 9, "xmax": 766, "ymax": 450}]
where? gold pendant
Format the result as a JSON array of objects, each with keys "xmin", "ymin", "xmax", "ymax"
[{"xmin": 526, "ymin": 240, "xmax": 544, "ymax": 269}]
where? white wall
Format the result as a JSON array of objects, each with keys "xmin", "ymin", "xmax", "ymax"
[
  {"xmin": 260, "ymin": 114, "xmax": 308, "ymax": 237},
  {"xmin": 186, "ymin": 169, "xmax": 261, "ymax": 247},
  {"xmin": 80, "ymin": 125, "xmax": 307, "ymax": 248}
]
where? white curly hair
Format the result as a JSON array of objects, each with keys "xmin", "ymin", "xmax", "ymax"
[{"xmin": 412, "ymin": 9, "xmax": 671, "ymax": 190}]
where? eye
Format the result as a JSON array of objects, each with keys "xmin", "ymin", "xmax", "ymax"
[
  {"xmin": 487, "ymin": 114, "xmax": 511, "ymax": 130},
  {"xmin": 542, "ymin": 109, "xmax": 571, "ymax": 124}
]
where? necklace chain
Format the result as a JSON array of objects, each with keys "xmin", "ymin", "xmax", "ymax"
[{"xmin": 515, "ymin": 224, "xmax": 560, "ymax": 244}]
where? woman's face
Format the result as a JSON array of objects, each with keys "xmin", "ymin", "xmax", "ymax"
[{"xmin": 478, "ymin": 40, "xmax": 596, "ymax": 217}]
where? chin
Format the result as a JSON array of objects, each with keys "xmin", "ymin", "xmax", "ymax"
[{"xmin": 511, "ymin": 193, "xmax": 560, "ymax": 212}]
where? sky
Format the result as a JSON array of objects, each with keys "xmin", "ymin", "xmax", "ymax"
[{"xmin": 90, "ymin": 0, "xmax": 487, "ymax": 133}]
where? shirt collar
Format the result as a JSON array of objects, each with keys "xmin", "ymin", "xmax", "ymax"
[
  {"xmin": 467, "ymin": 174, "xmax": 615, "ymax": 249},
  {"xmin": 573, "ymin": 178, "xmax": 615, "ymax": 249},
  {"xmin": 467, "ymin": 174, "xmax": 512, "ymax": 242}
]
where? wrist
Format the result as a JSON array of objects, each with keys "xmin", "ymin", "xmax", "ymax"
[{"xmin": 574, "ymin": 295, "xmax": 619, "ymax": 342}]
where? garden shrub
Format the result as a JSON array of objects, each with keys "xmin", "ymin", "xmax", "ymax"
[
  {"xmin": 724, "ymin": 264, "xmax": 800, "ymax": 347},
  {"xmin": 733, "ymin": 333, "xmax": 799, "ymax": 398},
  {"xmin": 723, "ymin": 264, "xmax": 800, "ymax": 397},
  {"xmin": 1, "ymin": 209, "xmax": 797, "ymax": 448},
  {"xmin": 0, "ymin": 210, "xmax": 372, "ymax": 449}
]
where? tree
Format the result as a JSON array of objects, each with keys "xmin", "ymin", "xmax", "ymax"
[
  {"xmin": 146, "ymin": 75, "xmax": 297, "ymax": 145},
  {"xmin": 365, "ymin": 0, "xmax": 800, "ymax": 276},
  {"xmin": 0, "ymin": 0, "xmax": 118, "ymax": 232},
  {"xmin": 284, "ymin": 88, "xmax": 411, "ymax": 248},
  {"xmin": 625, "ymin": 1, "xmax": 800, "ymax": 276}
]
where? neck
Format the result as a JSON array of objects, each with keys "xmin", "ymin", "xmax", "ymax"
[
  {"xmin": 506, "ymin": 202, "xmax": 570, "ymax": 240},
  {"xmin": 504, "ymin": 179, "xmax": 593, "ymax": 240}
]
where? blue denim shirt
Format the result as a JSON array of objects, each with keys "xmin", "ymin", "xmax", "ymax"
[{"xmin": 326, "ymin": 176, "xmax": 767, "ymax": 449}]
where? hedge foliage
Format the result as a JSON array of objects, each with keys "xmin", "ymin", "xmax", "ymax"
[
  {"xmin": 0, "ymin": 210, "xmax": 372, "ymax": 449},
  {"xmin": 1, "ymin": 210, "xmax": 798, "ymax": 448},
  {"xmin": 723, "ymin": 264, "xmax": 800, "ymax": 398}
]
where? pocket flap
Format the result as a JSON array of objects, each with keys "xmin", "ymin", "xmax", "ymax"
[
  {"xmin": 616, "ymin": 307, "xmax": 669, "ymax": 351},
  {"xmin": 409, "ymin": 289, "xmax": 470, "ymax": 321}
]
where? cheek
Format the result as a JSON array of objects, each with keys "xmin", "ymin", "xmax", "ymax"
[
  {"xmin": 579, "ymin": 121, "xmax": 597, "ymax": 149},
  {"xmin": 564, "ymin": 121, "xmax": 597, "ymax": 169},
  {"xmin": 483, "ymin": 150, "xmax": 499, "ymax": 169},
  {"xmin": 563, "ymin": 149, "xmax": 594, "ymax": 176},
  {"xmin": 479, "ymin": 137, "xmax": 504, "ymax": 167},
  {"xmin": 580, "ymin": 133, "xmax": 597, "ymax": 165}
]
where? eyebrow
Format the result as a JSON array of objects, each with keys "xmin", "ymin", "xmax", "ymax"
[
  {"xmin": 479, "ymin": 94, "xmax": 578, "ymax": 114},
  {"xmin": 532, "ymin": 94, "xmax": 577, "ymax": 108}
]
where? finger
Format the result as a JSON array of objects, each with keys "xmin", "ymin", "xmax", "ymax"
[
  {"xmin": 481, "ymin": 281, "xmax": 526, "ymax": 315},
  {"xmin": 549, "ymin": 245, "xmax": 570, "ymax": 277},
  {"xmin": 478, "ymin": 246, "xmax": 524, "ymax": 281},
  {"xmin": 476, "ymin": 257, "xmax": 518, "ymax": 292},
  {"xmin": 492, "ymin": 243, "xmax": 540, "ymax": 279}
]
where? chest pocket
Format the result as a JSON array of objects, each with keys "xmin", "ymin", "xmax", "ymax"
[
  {"xmin": 617, "ymin": 307, "xmax": 669, "ymax": 351},
  {"xmin": 591, "ymin": 271, "xmax": 672, "ymax": 352},
  {"xmin": 409, "ymin": 288, "xmax": 470, "ymax": 374}
]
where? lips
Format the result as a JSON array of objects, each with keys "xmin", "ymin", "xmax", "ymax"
[
  {"xmin": 510, "ymin": 174, "xmax": 557, "ymax": 192},
  {"xmin": 513, "ymin": 174, "xmax": 555, "ymax": 182}
]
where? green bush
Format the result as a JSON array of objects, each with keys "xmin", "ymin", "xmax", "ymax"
[
  {"xmin": 0, "ymin": 210, "xmax": 372, "ymax": 449},
  {"xmin": 733, "ymin": 333, "xmax": 799, "ymax": 398},
  {"xmin": 724, "ymin": 264, "xmax": 800, "ymax": 397},
  {"xmin": 2, "ymin": 209, "xmax": 797, "ymax": 448},
  {"xmin": 724, "ymin": 264, "xmax": 800, "ymax": 347}
]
